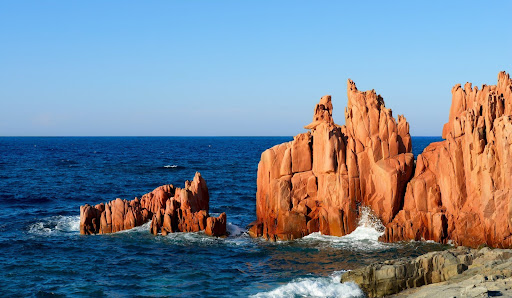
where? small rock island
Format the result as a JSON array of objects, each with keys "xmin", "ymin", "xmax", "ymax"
[{"xmin": 80, "ymin": 172, "xmax": 227, "ymax": 237}]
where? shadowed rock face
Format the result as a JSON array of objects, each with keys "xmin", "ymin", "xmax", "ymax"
[
  {"xmin": 249, "ymin": 80, "xmax": 414, "ymax": 241},
  {"xmin": 80, "ymin": 172, "xmax": 226, "ymax": 237},
  {"xmin": 382, "ymin": 72, "xmax": 512, "ymax": 248}
]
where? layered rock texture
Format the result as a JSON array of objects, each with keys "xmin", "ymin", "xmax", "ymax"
[
  {"xmin": 342, "ymin": 247, "xmax": 512, "ymax": 297},
  {"xmin": 250, "ymin": 71, "xmax": 512, "ymax": 248},
  {"xmin": 249, "ymin": 80, "xmax": 414, "ymax": 240},
  {"xmin": 80, "ymin": 172, "xmax": 226, "ymax": 237},
  {"xmin": 383, "ymin": 72, "xmax": 512, "ymax": 248}
]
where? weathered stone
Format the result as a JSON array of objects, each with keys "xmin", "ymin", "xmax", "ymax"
[
  {"xmin": 291, "ymin": 132, "xmax": 312, "ymax": 173},
  {"xmin": 342, "ymin": 247, "xmax": 512, "ymax": 298},
  {"xmin": 80, "ymin": 172, "xmax": 227, "ymax": 237}
]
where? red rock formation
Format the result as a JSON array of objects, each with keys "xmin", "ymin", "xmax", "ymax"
[
  {"xmin": 205, "ymin": 213, "xmax": 227, "ymax": 237},
  {"xmin": 80, "ymin": 172, "xmax": 227, "ymax": 237},
  {"xmin": 382, "ymin": 71, "xmax": 512, "ymax": 248},
  {"xmin": 249, "ymin": 80, "xmax": 414, "ymax": 241}
]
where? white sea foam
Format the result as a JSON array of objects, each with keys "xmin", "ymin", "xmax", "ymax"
[
  {"xmin": 252, "ymin": 271, "xmax": 364, "ymax": 298},
  {"xmin": 27, "ymin": 215, "xmax": 80, "ymax": 236},
  {"xmin": 159, "ymin": 231, "xmax": 219, "ymax": 245},
  {"xmin": 300, "ymin": 206, "xmax": 388, "ymax": 251},
  {"xmin": 227, "ymin": 222, "xmax": 246, "ymax": 237},
  {"xmin": 154, "ymin": 225, "xmax": 251, "ymax": 247},
  {"xmin": 163, "ymin": 165, "xmax": 178, "ymax": 168},
  {"xmin": 117, "ymin": 220, "xmax": 152, "ymax": 234}
]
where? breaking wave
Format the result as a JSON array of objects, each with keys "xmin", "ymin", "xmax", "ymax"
[
  {"xmin": 27, "ymin": 215, "xmax": 80, "ymax": 236},
  {"xmin": 252, "ymin": 271, "xmax": 364, "ymax": 298},
  {"xmin": 227, "ymin": 222, "xmax": 246, "ymax": 237},
  {"xmin": 299, "ymin": 206, "xmax": 388, "ymax": 250}
]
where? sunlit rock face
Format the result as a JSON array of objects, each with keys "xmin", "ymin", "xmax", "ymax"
[
  {"xmin": 382, "ymin": 72, "xmax": 512, "ymax": 248},
  {"xmin": 249, "ymin": 80, "xmax": 414, "ymax": 241},
  {"xmin": 80, "ymin": 172, "xmax": 226, "ymax": 237}
]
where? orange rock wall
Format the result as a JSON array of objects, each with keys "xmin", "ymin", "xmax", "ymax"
[
  {"xmin": 249, "ymin": 80, "xmax": 414, "ymax": 241},
  {"xmin": 383, "ymin": 72, "xmax": 512, "ymax": 248}
]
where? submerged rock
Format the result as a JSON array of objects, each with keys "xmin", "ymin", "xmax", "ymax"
[
  {"xmin": 250, "ymin": 80, "xmax": 413, "ymax": 241},
  {"xmin": 383, "ymin": 72, "xmax": 512, "ymax": 248},
  {"xmin": 341, "ymin": 246, "xmax": 512, "ymax": 298},
  {"xmin": 79, "ymin": 172, "xmax": 227, "ymax": 236}
]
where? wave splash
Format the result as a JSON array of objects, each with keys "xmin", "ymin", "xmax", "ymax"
[
  {"xmin": 252, "ymin": 271, "xmax": 364, "ymax": 298},
  {"xmin": 27, "ymin": 215, "xmax": 80, "ymax": 236},
  {"xmin": 343, "ymin": 205, "xmax": 385, "ymax": 241},
  {"xmin": 300, "ymin": 206, "xmax": 387, "ymax": 250}
]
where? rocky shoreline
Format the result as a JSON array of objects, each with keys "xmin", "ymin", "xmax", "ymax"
[{"xmin": 342, "ymin": 246, "xmax": 512, "ymax": 297}]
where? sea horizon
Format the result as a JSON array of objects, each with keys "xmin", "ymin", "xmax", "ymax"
[{"xmin": 2, "ymin": 1, "xmax": 511, "ymax": 296}]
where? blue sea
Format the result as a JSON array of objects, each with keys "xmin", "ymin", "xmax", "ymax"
[{"xmin": 0, "ymin": 136, "xmax": 444, "ymax": 297}]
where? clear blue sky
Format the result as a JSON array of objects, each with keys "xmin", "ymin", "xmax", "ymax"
[{"xmin": 1, "ymin": 1, "xmax": 511, "ymax": 136}]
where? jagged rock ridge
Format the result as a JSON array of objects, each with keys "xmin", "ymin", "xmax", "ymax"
[
  {"xmin": 80, "ymin": 172, "xmax": 226, "ymax": 237},
  {"xmin": 249, "ymin": 79, "xmax": 414, "ymax": 240},
  {"xmin": 251, "ymin": 71, "xmax": 512, "ymax": 248},
  {"xmin": 382, "ymin": 71, "xmax": 512, "ymax": 248}
]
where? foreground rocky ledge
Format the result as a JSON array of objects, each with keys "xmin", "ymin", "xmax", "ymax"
[
  {"xmin": 80, "ymin": 172, "xmax": 226, "ymax": 236},
  {"xmin": 341, "ymin": 246, "xmax": 512, "ymax": 297}
]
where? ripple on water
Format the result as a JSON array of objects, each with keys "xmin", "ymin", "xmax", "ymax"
[{"xmin": 27, "ymin": 215, "xmax": 80, "ymax": 236}]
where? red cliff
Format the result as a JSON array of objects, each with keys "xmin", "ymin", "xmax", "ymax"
[
  {"xmin": 382, "ymin": 71, "xmax": 512, "ymax": 248},
  {"xmin": 80, "ymin": 172, "xmax": 226, "ymax": 237},
  {"xmin": 249, "ymin": 80, "xmax": 414, "ymax": 240}
]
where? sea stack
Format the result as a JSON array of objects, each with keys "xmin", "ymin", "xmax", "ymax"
[
  {"xmin": 80, "ymin": 172, "xmax": 227, "ymax": 237},
  {"xmin": 382, "ymin": 71, "xmax": 512, "ymax": 248},
  {"xmin": 248, "ymin": 79, "xmax": 414, "ymax": 241}
]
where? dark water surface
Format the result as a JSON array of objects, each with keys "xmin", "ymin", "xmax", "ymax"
[{"xmin": 0, "ymin": 136, "xmax": 444, "ymax": 297}]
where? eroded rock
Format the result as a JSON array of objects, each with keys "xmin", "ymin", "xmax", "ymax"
[
  {"xmin": 80, "ymin": 172, "xmax": 227, "ymax": 237},
  {"xmin": 250, "ymin": 80, "xmax": 414, "ymax": 240},
  {"xmin": 382, "ymin": 71, "xmax": 512, "ymax": 248}
]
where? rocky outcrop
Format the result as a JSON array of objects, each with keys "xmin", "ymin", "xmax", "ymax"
[
  {"xmin": 382, "ymin": 72, "xmax": 512, "ymax": 248},
  {"xmin": 80, "ymin": 172, "xmax": 227, "ymax": 237},
  {"xmin": 341, "ymin": 247, "xmax": 512, "ymax": 298},
  {"xmin": 249, "ymin": 80, "xmax": 414, "ymax": 241},
  {"xmin": 205, "ymin": 212, "xmax": 227, "ymax": 237}
]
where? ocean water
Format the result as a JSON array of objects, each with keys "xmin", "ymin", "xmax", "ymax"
[{"xmin": 0, "ymin": 136, "xmax": 444, "ymax": 297}]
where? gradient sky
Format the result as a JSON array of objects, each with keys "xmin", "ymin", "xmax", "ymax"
[{"xmin": 1, "ymin": 1, "xmax": 511, "ymax": 136}]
